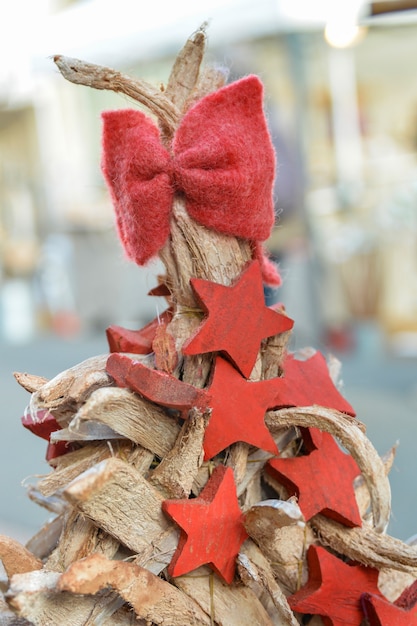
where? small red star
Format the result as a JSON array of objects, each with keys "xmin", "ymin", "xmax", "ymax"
[
  {"xmin": 266, "ymin": 427, "xmax": 362, "ymax": 526},
  {"xmin": 288, "ymin": 545, "xmax": 382, "ymax": 626},
  {"xmin": 162, "ymin": 465, "xmax": 248, "ymax": 583},
  {"xmin": 362, "ymin": 587, "xmax": 417, "ymax": 625},
  {"xmin": 182, "ymin": 260, "xmax": 294, "ymax": 378},
  {"xmin": 203, "ymin": 356, "xmax": 279, "ymax": 460}
]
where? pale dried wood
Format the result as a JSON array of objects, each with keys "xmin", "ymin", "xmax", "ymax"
[
  {"xmin": 46, "ymin": 509, "xmax": 120, "ymax": 572},
  {"xmin": 172, "ymin": 565, "xmax": 275, "ymax": 625},
  {"xmin": 8, "ymin": 569, "xmax": 136, "ymax": 626},
  {"xmin": 30, "ymin": 355, "xmax": 112, "ymax": 424},
  {"xmin": 261, "ymin": 330, "xmax": 291, "ymax": 380},
  {"xmin": 149, "ymin": 407, "xmax": 208, "ymax": 498},
  {"xmin": 0, "ymin": 536, "xmax": 42, "ymax": 580},
  {"xmin": 25, "ymin": 515, "xmax": 65, "ymax": 561},
  {"xmin": 54, "ymin": 55, "xmax": 181, "ymax": 134},
  {"xmin": 244, "ymin": 499, "xmax": 314, "ymax": 594},
  {"xmin": 69, "ymin": 386, "xmax": 180, "ymax": 457},
  {"xmin": 164, "ymin": 25, "xmax": 206, "ymax": 116},
  {"xmin": 13, "ymin": 372, "xmax": 49, "ymax": 394},
  {"xmin": 266, "ymin": 406, "xmax": 391, "ymax": 532},
  {"xmin": 238, "ymin": 541, "xmax": 300, "ymax": 626},
  {"xmin": 63, "ymin": 457, "xmax": 179, "ymax": 574},
  {"xmin": 378, "ymin": 567, "xmax": 416, "ymax": 602},
  {"xmin": 58, "ymin": 553, "xmax": 211, "ymax": 626},
  {"xmin": 311, "ymin": 516, "xmax": 417, "ymax": 576},
  {"xmin": 38, "ymin": 441, "xmax": 154, "ymax": 501},
  {"xmin": 38, "ymin": 442, "xmax": 116, "ymax": 497},
  {"xmin": 354, "ymin": 446, "xmax": 396, "ymax": 519},
  {"xmin": 0, "ymin": 591, "xmax": 33, "ymax": 625}
]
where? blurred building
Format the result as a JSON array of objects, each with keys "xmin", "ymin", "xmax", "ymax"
[{"xmin": 0, "ymin": 0, "xmax": 417, "ymax": 351}]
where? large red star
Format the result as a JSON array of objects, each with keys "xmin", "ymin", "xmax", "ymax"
[
  {"xmin": 182, "ymin": 260, "xmax": 294, "ymax": 378},
  {"xmin": 288, "ymin": 545, "xmax": 383, "ymax": 626},
  {"xmin": 162, "ymin": 465, "xmax": 248, "ymax": 583},
  {"xmin": 362, "ymin": 592, "xmax": 417, "ymax": 626},
  {"xmin": 265, "ymin": 427, "xmax": 362, "ymax": 526},
  {"xmin": 203, "ymin": 356, "xmax": 279, "ymax": 460}
]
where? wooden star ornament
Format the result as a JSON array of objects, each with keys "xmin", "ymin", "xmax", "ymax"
[
  {"xmin": 288, "ymin": 545, "xmax": 383, "ymax": 626},
  {"xmin": 182, "ymin": 260, "xmax": 294, "ymax": 377},
  {"xmin": 265, "ymin": 427, "xmax": 362, "ymax": 526},
  {"xmin": 162, "ymin": 465, "xmax": 248, "ymax": 583}
]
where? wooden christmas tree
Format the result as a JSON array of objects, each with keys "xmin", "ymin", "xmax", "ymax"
[{"xmin": 1, "ymin": 27, "xmax": 417, "ymax": 626}]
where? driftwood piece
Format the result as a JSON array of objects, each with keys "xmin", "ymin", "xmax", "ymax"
[
  {"xmin": 164, "ymin": 26, "xmax": 207, "ymax": 119},
  {"xmin": 172, "ymin": 565, "xmax": 274, "ymax": 626},
  {"xmin": 238, "ymin": 541, "xmax": 300, "ymax": 626},
  {"xmin": 30, "ymin": 355, "xmax": 112, "ymax": 424},
  {"xmin": 38, "ymin": 442, "xmax": 118, "ymax": 497},
  {"xmin": 46, "ymin": 509, "xmax": 120, "ymax": 572},
  {"xmin": 266, "ymin": 406, "xmax": 391, "ymax": 532},
  {"xmin": 244, "ymin": 499, "xmax": 315, "ymax": 594},
  {"xmin": 8, "ymin": 569, "xmax": 136, "ymax": 626},
  {"xmin": 63, "ymin": 457, "xmax": 179, "ymax": 573},
  {"xmin": 0, "ymin": 536, "xmax": 42, "ymax": 580},
  {"xmin": 58, "ymin": 553, "xmax": 211, "ymax": 626},
  {"xmin": 311, "ymin": 516, "xmax": 417, "ymax": 576},
  {"xmin": 13, "ymin": 372, "xmax": 49, "ymax": 394},
  {"xmin": 149, "ymin": 407, "xmax": 208, "ymax": 498},
  {"xmin": 54, "ymin": 55, "xmax": 181, "ymax": 134},
  {"xmin": 67, "ymin": 386, "xmax": 180, "ymax": 456},
  {"xmin": 25, "ymin": 515, "xmax": 65, "ymax": 561}
]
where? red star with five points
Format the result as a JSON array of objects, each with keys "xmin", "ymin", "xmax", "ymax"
[
  {"xmin": 183, "ymin": 260, "xmax": 294, "ymax": 378},
  {"xmin": 203, "ymin": 356, "xmax": 279, "ymax": 460},
  {"xmin": 288, "ymin": 545, "xmax": 383, "ymax": 626},
  {"xmin": 266, "ymin": 427, "xmax": 362, "ymax": 526},
  {"xmin": 162, "ymin": 465, "xmax": 248, "ymax": 583}
]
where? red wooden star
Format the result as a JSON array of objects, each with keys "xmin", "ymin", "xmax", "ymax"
[
  {"xmin": 162, "ymin": 465, "xmax": 248, "ymax": 583},
  {"xmin": 106, "ymin": 308, "xmax": 173, "ymax": 354},
  {"xmin": 106, "ymin": 353, "xmax": 210, "ymax": 414},
  {"xmin": 203, "ymin": 356, "xmax": 279, "ymax": 460},
  {"xmin": 275, "ymin": 352, "xmax": 355, "ymax": 416},
  {"xmin": 288, "ymin": 545, "xmax": 382, "ymax": 626},
  {"xmin": 362, "ymin": 592, "xmax": 417, "ymax": 626},
  {"xmin": 182, "ymin": 260, "xmax": 294, "ymax": 378},
  {"xmin": 265, "ymin": 427, "xmax": 362, "ymax": 526}
]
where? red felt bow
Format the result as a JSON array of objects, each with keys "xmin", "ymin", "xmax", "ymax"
[{"xmin": 101, "ymin": 76, "xmax": 279, "ymax": 282}]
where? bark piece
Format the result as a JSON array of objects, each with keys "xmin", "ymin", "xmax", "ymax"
[
  {"xmin": 63, "ymin": 457, "xmax": 179, "ymax": 573},
  {"xmin": 149, "ymin": 407, "xmax": 207, "ymax": 498},
  {"xmin": 54, "ymin": 55, "xmax": 180, "ymax": 134},
  {"xmin": 245, "ymin": 499, "xmax": 315, "ymax": 594},
  {"xmin": 30, "ymin": 355, "xmax": 112, "ymax": 424},
  {"xmin": 173, "ymin": 564, "xmax": 275, "ymax": 625},
  {"xmin": 8, "ymin": 569, "xmax": 135, "ymax": 626},
  {"xmin": 46, "ymin": 509, "xmax": 120, "ymax": 572},
  {"xmin": 311, "ymin": 515, "xmax": 417, "ymax": 576},
  {"xmin": 25, "ymin": 515, "xmax": 65, "ymax": 561},
  {"xmin": 58, "ymin": 553, "xmax": 211, "ymax": 625},
  {"xmin": 0, "ymin": 536, "xmax": 42, "ymax": 580},
  {"xmin": 238, "ymin": 540, "xmax": 300, "ymax": 626},
  {"xmin": 67, "ymin": 386, "xmax": 180, "ymax": 457},
  {"xmin": 13, "ymin": 372, "xmax": 49, "ymax": 394}
]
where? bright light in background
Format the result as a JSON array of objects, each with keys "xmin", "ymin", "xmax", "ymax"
[{"xmin": 324, "ymin": 0, "xmax": 367, "ymax": 47}]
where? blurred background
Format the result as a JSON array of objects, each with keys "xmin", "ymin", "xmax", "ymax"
[{"xmin": 1, "ymin": 0, "xmax": 417, "ymax": 542}]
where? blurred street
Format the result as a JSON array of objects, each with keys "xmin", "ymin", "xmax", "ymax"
[{"xmin": 1, "ymin": 320, "xmax": 417, "ymax": 544}]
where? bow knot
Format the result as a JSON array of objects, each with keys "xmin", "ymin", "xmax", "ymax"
[{"xmin": 101, "ymin": 75, "xmax": 280, "ymax": 284}]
